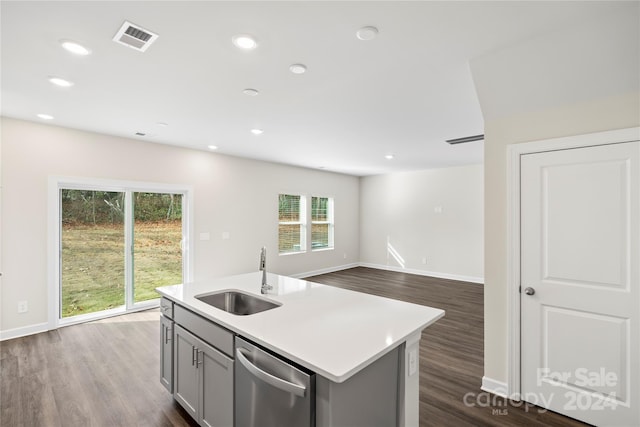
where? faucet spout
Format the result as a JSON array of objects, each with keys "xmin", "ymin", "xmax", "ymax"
[{"xmin": 259, "ymin": 247, "xmax": 272, "ymax": 294}]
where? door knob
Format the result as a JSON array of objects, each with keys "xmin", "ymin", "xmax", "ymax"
[{"xmin": 524, "ymin": 287, "xmax": 535, "ymax": 296}]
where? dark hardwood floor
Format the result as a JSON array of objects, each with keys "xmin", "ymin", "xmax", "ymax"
[
  {"xmin": 0, "ymin": 267, "xmax": 590, "ymax": 426},
  {"xmin": 0, "ymin": 310, "xmax": 198, "ymax": 427},
  {"xmin": 307, "ymin": 267, "xmax": 590, "ymax": 427}
]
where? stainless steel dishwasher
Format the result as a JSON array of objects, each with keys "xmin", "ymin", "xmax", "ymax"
[{"xmin": 235, "ymin": 337, "xmax": 315, "ymax": 427}]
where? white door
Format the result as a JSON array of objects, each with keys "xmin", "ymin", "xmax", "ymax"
[{"xmin": 521, "ymin": 141, "xmax": 639, "ymax": 426}]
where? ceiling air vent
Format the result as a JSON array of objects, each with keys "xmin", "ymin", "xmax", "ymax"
[
  {"xmin": 113, "ymin": 21, "xmax": 158, "ymax": 52},
  {"xmin": 445, "ymin": 134, "xmax": 484, "ymax": 145}
]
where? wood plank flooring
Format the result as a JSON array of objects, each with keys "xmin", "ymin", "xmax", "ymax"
[
  {"xmin": 307, "ymin": 267, "xmax": 590, "ymax": 427},
  {"xmin": 1, "ymin": 310, "xmax": 198, "ymax": 427},
  {"xmin": 0, "ymin": 267, "xmax": 590, "ymax": 426}
]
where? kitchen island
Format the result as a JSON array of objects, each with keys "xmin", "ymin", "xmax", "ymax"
[{"xmin": 157, "ymin": 271, "xmax": 444, "ymax": 427}]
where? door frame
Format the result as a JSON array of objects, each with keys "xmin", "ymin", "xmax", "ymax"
[
  {"xmin": 47, "ymin": 176, "xmax": 194, "ymax": 329},
  {"xmin": 505, "ymin": 127, "xmax": 640, "ymax": 399}
]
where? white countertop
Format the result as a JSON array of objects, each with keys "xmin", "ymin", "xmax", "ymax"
[{"xmin": 156, "ymin": 272, "xmax": 444, "ymax": 383}]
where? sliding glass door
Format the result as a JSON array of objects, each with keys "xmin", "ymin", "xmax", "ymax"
[
  {"xmin": 59, "ymin": 187, "xmax": 186, "ymax": 322},
  {"xmin": 60, "ymin": 190, "xmax": 126, "ymax": 317},
  {"xmin": 132, "ymin": 192, "xmax": 183, "ymax": 304}
]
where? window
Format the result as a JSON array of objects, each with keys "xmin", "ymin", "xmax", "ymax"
[
  {"xmin": 311, "ymin": 196, "xmax": 334, "ymax": 250},
  {"xmin": 278, "ymin": 194, "xmax": 306, "ymax": 254}
]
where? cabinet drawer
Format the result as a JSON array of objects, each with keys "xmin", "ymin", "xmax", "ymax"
[
  {"xmin": 174, "ymin": 304, "xmax": 234, "ymax": 357},
  {"xmin": 160, "ymin": 298, "xmax": 174, "ymax": 319}
]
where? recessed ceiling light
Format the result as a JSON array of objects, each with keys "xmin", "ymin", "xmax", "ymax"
[
  {"xmin": 232, "ymin": 34, "xmax": 258, "ymax": 50},
  {"xmin": 156, "ymin": 122, "xmax": 169, "ymax": 127},
  {"xmin": 60, "ymin": 39, "xmax": 91, "ymax": 56},
  {"xmin": 36, "ymin": 113, "xmax": 54, "ymax": 120},
  {"xmin": 207, "ymin": 145, "xmax": 218, "ymax": 150},
  {"xmin": 243, "ymin": 88, "xmax": 259, "ymax": 96},
  {"xmin": 385, "ymin": 154, "xmax": 394, "ymax": 160},
  {"xmin": 48, "ymin": 76, "xmax": 74, "ymax": 87},
  {"xmin": 289, "ymin": 64, "xmax": 307, "ymax": 74},
  {"xmin": 250, "ymin": 129, "xmax": 264, "ymax": 135},
  {"xmin": 356, "ymin": 26, "xmax": 379, "ymax": 41}
]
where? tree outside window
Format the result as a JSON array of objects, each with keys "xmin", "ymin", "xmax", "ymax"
[{"xmin": 278, "ymin": 194, "xmax": 306, "ymax": 253}]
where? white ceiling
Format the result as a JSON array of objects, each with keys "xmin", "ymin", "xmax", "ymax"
[{"xmin": 0, "ymin": 1, "xmax": 625, "ymax": 175}]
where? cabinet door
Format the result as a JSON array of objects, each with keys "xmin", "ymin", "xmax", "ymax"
[
  {"xmin": 160, "ymin": 316, "xmax": 174, "ymax": 393},
  {"xmin": 198, "ymin": 340, "xmax": 234, "ymax": 427},
  {"xmin": 174, "ymin": 325, "xmax": 199, "ymax": 419}
]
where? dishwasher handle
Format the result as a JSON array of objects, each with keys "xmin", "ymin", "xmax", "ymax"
[{"xmin": 236, "ymin": 348, "xmax": 306, "ymax": 397}]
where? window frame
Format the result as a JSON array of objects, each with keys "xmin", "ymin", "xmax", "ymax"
[
  {"xmin": 311, "ymin": 196, "xmax": 334, "ymax": 251},
  {"xmin": 48, "ymin": 176, "xmax": 193, "ymax": 329},
  {"xmin": 278, "ymin": 193, "xmax": 307, "ymax": 255}
]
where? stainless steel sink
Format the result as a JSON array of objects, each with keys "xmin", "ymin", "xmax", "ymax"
[{"xmin": 195, "ymin": 291, "xmax": 281, "ymax": 316}]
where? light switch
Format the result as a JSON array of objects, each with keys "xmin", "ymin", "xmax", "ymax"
[{"xmin": 222, "ymin": 232, "xmax": 230, "ymax": 240}]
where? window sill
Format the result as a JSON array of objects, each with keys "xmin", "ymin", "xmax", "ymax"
[
  {"xmin": 278, "ymin": 250, "xmax": 307, "ymax": 256},
  {"xmin": 311, "ymin": 247, "xmax": 334, "ymax": 252}
]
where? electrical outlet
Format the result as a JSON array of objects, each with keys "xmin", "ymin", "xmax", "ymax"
[
  {"xmin": 409, "ymin": 349, "xmax": 417, "ymax": 376},
  {"xmin": 18, "ymin": 300, "xmax": 28, "ymax": 313},
  {"xmin": 343, "ymin": 253, "xmax": 347, "ymax": 259},
  {"xmin": 421, "ymin": 257, "xmax": 427, "ymax": 265}
]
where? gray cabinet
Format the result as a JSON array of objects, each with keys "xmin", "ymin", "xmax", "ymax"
[
  {"xmin": 160, "ymin": 314, "xmax": 174, "ymax": 392},
  {"xmin": 315, "ymin": 346, "xmax": 399, "ymax": 427},
  {"xmin": 160, "ymin": 297, "xmax": 175, "ymax": 393},
  {"xmin": 174, "ymin": 324, "xmax": 199, "ymax": 419},
  {"xmin": 174, "ymin": 324, "xmax": 234, "ymax": 427},
  {"xmin": 200, "ymin": 337, "xmax": 234, "ymax": 427},
  {"xmin": 160, "ymin": 296, "xmax": 174, "ymax": 319}
]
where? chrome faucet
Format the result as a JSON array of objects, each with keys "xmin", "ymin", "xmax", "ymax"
[{"xmin": 259, "ymin": 246, "xmax": 272, "ymax": 294}]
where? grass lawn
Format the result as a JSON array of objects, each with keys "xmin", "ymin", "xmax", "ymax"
[{"xmin": 61, "ymin": 220, "xmax": 182, "ymax": 317}]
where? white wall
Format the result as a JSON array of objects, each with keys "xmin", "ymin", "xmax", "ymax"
[
  {"xmin": 470, "ymin": 2, "xmax": 640, "ymax": 386},
  {"xmin": 0, "ymin": 117, "xmax": 360, "ymax": 334},
  {"xmin": 359, "ymin": 165, "xmax": 483, "ymax": 282}
]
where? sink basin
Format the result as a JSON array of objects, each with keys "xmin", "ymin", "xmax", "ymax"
[{"xmin": 195, "ymin": 290, "xmax": 281, "ymax": 316}]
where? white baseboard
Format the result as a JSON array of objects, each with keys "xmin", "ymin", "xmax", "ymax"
[
  {"xmin": 358, "ymin": 262, "xmax": 484, "ymax": 284},
  {"xmin": 293, "ymin": 263, "xmax": 360, "ymax": 279},
  {"xmin": 0, "ymin": 322, "xmax": 49, "ymax": 341},
  {"xmin": 481, "ymin": 376, "xmax": 508, "ymax": 398}
]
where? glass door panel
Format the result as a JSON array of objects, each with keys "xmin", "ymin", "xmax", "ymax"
[
  {"xmin": 60, "ymin": 190, "xmax": 125, "ymax": 317},
  {"xmin": 133, "ymin": 192, "xmax": 183, "ymax": 304}
]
